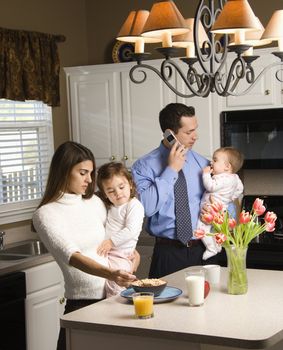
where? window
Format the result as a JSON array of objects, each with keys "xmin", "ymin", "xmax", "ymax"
[{"xmin": 0, "ymin": 99, "xmax": 54, "ymax": 224}]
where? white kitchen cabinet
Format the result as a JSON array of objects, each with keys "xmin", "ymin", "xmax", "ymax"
[
  {"xmin": 66, "ymin": 70, "xmax": 123, "ymax": 167},
  {"xmin": 65, "ymin": 50, "xmax": 283, "ymax": 169},
  {"xmin": 223, "ymin": 48, "xmax": 283, "ymax": 110},
  {"xmin": 24, "ymin": 261, "xmax": 65, "ymax": 350},
  {"xmin": 65, "ymin": 60, "xmax": 175, "ymax": 168},
  {"xmin": 175, "ymin": 60, "xmax": 215, "ymax": 159},
  {"xmin": 120, "ymin": 67, "xmax": 176, "ymax": 166}
]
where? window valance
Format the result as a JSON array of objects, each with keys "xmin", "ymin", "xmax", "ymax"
[{"xmin": 0, "ymin": 27, "xmax": 65, "ymax": 107}]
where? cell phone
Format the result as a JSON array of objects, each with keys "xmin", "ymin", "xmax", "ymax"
[{"xmin": 163, "ymin": 129, "xmax": 181, "ymax": 147}]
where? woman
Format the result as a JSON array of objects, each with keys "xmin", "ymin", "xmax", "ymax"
[{"xmin": 32, "ymin": 141, "xmax": 137, "ymax": 350}]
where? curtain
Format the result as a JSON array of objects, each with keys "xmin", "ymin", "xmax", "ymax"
[{"xmin": 0, "ymin": 27, "xmax": 65, "ymax": 107}]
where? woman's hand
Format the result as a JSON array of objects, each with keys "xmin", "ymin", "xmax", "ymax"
[
  {"xmin": 70, "ymin": 252, "xmax": 136, "ymax": 287},
  {"xmin": 111, "ymin": 269, "xmax": 136, "ymax": 287},
  {"xmin": 97, "ymin": 239, "xmax": 113, "ymax": 256}
]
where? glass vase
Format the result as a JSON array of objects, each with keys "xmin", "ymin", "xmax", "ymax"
[{"xmin": 224, "ymin": 246, "xmax": 248, "ymax": 295}]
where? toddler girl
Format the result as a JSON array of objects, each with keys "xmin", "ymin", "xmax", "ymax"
[{"xmin": 97, "ymin": 162, "xmax": 144, "ymax": 297}]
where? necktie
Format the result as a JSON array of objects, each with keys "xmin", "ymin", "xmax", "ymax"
[{"xmin": 174, "ymin": 169, "xmax": 193, "ymax": 245}]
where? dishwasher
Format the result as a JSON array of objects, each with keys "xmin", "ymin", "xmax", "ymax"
[{"xmin": 0, "ymin": 271, "xmax": 26, "ymax": 350}]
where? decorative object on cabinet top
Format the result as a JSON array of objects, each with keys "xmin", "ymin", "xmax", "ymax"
[
  {"xmin": 115, "ymin": 0, "xmax": 283, "ymax": 98},
  {"xmin": 112, "ymin": 41, "xmax": 135, "ymax": 63}
]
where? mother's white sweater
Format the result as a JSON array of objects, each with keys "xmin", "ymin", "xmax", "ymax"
[{"xmin": 32, "ymin": 193, "xmax": 108, "ymax": 300}]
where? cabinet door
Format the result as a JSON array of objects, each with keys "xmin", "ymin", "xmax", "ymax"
[
  {"xmin": 25, "ymin": 283, "xmax": 65, "ymax": 350},
  {"xmin": 279, "ymin": 69, "xmax": 283, "ymax": 106},
  {"xmin": 175, "ymin": 61, "xmax": 214, "ymax": 160},
  {"xmin": 121, "ymin": 63, "xmax": 176, "ymax": 167},
  {"xmin": 68, "ymin": 71, "xmax": 123, "ymax": 167},
  {"xmin": 224, "ymin": 50, "xmax": 278, "ymax": 109}
]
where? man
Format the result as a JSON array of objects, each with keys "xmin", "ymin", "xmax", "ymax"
[{"xmin": 132, "ymin": 103, "xmax": 214, "ymax": 278}]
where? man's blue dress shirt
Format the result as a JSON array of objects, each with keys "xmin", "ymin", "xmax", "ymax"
[{"xmin": 131, "ymin": 142, "xmax": 209, "ymax": 240}]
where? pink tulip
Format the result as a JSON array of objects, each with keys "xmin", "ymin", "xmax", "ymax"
[
  {"xmin": 194, "ymin": 229, "xmax": 206, "ymax": 239},
  {"xmin": 252, "ymin": 198, "xmax": 266, "ymax": 216},
  {"xmin": 210, "ymin": 201, "xmax": 224, "ymax": 214},
  {"xmin": 264, "ymin": 211, "xmax": 277, "ymax": 224},
  {"xmin": 201, "ymin": 212, "xmax": 214, "ymax": 224},
  {"xmin": 239, "ymin": 210, "xmax": 252, "ymax": 224},
  {"xmin": 215, "ymin": 233, "xmax": 227, "ymax": 244},
  {"xmin": 265, "ymin": 222, "xmax": 276, "ymax": 232},
  {"xmin": 228, "ymin": 218, "xmax": 237, "ymax": 229},
  {"xmin": 214, "ymin": 213, "xmax": 224, "ymax": 225}
]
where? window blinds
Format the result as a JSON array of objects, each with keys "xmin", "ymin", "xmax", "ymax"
[{"xmin": 0, "ymin": 100, "xmax": 53, "ymax": 204}]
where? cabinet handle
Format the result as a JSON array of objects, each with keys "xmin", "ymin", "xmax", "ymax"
[
  {"xmin": 265, "ymin": 89, "xmax": 271, "ymax": 95},
  {"xmin": 110, "ymin": 155, "xmax": 116, "ymax": 161},
  {"xmin": 59, "ymin": 297, "xmax": 66, "ymax": 304},
  {"xmin": 123, "ymin": 155, "xmax": 128, "ymax": 160}
]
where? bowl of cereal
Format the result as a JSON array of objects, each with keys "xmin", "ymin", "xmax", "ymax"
[{"xmin": 131, "ymin": 278, "xmax": 167, "ymax": 296}]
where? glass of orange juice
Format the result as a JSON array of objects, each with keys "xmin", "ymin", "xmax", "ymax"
[{"xmin": 132, "ymin": 292, "xmax": 154, "ymax": 319}]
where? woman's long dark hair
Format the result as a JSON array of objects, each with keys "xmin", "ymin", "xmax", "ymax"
[{"xmin": 37, "ymin": 141, "xmax": 96, "ymax": 209}]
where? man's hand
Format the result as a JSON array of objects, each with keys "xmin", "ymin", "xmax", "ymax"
[
  {"xmin": 200, "ymin": 195, "xmax": 215, "ymax": 218},
  {"xmin": 97, "ymin": 239, "xmax": 113, "ymax": 256},
  {"xmin": 168, "ymin": 142, "xmax": 188, "ymax": 172}
]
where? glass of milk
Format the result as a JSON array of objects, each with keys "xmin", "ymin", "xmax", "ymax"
[{"xmin": 185, "ymin": 268, "xmax": 205, "ymax": 306}]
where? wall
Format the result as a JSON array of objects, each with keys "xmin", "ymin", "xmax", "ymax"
[{"xmin": 86, "ymin": 0, "xmax": 283, "ymax": 64}]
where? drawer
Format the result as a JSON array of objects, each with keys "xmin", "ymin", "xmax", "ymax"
[{"xmin": 24, "ymin": 261, "xmax": 63, "ymax": 294}]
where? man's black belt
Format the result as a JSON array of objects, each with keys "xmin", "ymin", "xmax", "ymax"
[{"xmin": 155, "ymin": 237, "xmax": 201, "ymax": 248}]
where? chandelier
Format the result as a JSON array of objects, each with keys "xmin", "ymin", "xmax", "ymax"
[{"xmin": 116, "ymin": 0, "xmax": 283, "ymax": 98}]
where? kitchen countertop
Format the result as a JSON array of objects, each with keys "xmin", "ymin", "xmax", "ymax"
[
  {"xmin": 61, "ymin": 267, "xmax": 283, "ymax": 350},
  {"xmin": 0, "ymin": 254, "xmax": 54, "ymax": 276},
  {"xmin": 0, "ymin": 241, "xmax": 54, "ymax": 276}
]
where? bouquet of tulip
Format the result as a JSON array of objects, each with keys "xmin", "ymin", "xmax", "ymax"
[{"xmin": 194, "ymin": 198, "xmax": 277, "ymax": 294}]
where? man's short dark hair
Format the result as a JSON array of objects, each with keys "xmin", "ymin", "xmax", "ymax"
[{"xmin": 159, "ymin": 103, "xmax": 195, "ymax": 133}]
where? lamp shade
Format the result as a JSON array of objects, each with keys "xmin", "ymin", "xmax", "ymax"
[
  {"xmin": 230, "ymin": 17, "xmax": 272, "ymax": 47},
  {"xmin": 173, "ymin": 18, "xmax": 208, "ymax": 47},
  {"xmin": 211, "ymin": 0, "xmax": 259, "ymax": 34},
  {"xmin": 141, "ymin": 0, "xmax": 189, "ymax": 38},
  {"xmin": 261, "ymin": 10, "xmax": 283, "ymax": 40},
  {"xmin": 117, "ymin": 10, "xmax": 160, "ymax": 43}
]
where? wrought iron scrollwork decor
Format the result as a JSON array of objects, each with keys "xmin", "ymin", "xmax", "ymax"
[{"xmin": 129, "ymin": 0, "xmax": 283, "ymax": 98}]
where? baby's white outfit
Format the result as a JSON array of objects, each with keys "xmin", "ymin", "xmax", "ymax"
[
  {"xmin": 105, "ymin": 197, "xmax": 144, "ymax": 297},
  {"xmin": 198, "ymin": 172, "xmax": 244, "ymax": 260}
]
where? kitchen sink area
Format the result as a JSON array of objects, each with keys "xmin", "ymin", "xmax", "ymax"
[{"xmin": 0, "ymin": 240, "xmax": 49, "ymax": 261}]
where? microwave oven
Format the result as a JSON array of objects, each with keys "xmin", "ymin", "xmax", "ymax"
[{"xmin": 220, "ymin": 108, "xmax": 283, "ymax": 169}]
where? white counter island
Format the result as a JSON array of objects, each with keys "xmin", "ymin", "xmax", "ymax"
[{"xmin": 61, "ymin": 267, "xmax": 283, "ymax": 350}]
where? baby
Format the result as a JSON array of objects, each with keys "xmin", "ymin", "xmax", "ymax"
[{"xmin": 197, "ymin": 147, "xmax": 244, "ymax": 260}]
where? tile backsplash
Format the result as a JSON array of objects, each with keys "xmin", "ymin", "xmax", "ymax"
[
  {"xmin": 242, "ymin": 170, "xmax": 283, "ymax": 195},
  {"xmin": 1, "ymin": 220, "xmax": 38, "ymax": 245}
]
